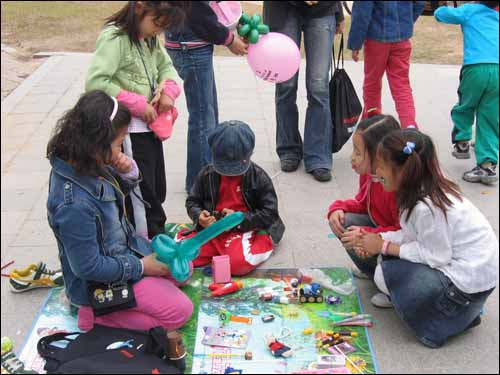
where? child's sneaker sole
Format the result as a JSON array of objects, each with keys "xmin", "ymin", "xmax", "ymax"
[
  {"xmin": 480, "ymin": 175, "xmax": 499, "ymax": 185},
  {"xmin": 452, "ymin": 150, "xmax": 471, "ymax": 159},
  {"xmin": 370, "ymin": 292, "xmax": 393, "ymax": 309}
]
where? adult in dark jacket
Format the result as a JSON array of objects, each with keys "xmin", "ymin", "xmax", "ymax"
[
  {"xmin": 184, "ymin": 121, "xmax": 285, "ymax": 276},
  {"xmin": 165, "ymin": 1, "xmax": 247, "ymax": 193},
  {"xmin": 263, "ymin": 1, "xmax": 345, "ymax": 182}
]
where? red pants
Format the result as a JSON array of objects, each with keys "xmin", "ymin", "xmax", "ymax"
[
  {"xmin": 362, "ymin": 39, "xmax": 417, "ymax": 129},
  {"xmin": 180, "ymin": 230, "xmax": 273, "ymax": 276}
]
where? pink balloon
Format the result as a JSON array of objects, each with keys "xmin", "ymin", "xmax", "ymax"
[{"xmin": 247, "ymin": 32, "xmax": 301, "ymax": 83}]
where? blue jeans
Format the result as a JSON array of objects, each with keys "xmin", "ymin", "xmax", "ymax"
[
  {"xmin": 341, "ymin": 213, "xmax": 378, "ymax": 277},
  {"xmin": 341, "ymin": 215, "xmax": 494, "ymax": 348},
  {"xmin": 167, "ymin": 45, "xmax": 218, "ymax": 192},
  {"xmin": 275, "ymin": 14, "xmax": 335, "ymax": 172}
]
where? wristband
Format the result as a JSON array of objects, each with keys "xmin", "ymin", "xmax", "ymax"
[{"xmin": 381, "ymin": 240, "xmax": 391, "ymax": 256}]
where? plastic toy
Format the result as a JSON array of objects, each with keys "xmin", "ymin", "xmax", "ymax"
[
  {"xmin": 303, "ymin": 328, "xmax": 313, "ymax": 335},
  {"xmin": 152, "ymin": 212, "xmax": 244, "ymax": 282},
  {"xmin": 238, "ymin": 12, "xmax": 269, "ymax": 44},
  {"xmin": 267, "ymin": 335, "xmax": 293, "ymax": 358},
  {"xmin": 210, "ymin": 281, "xmax": 244, "ymax": 297},
  {"xmin": 219, "ymin": 308, "xmax": 253, "ymax": 325},
  {"xmin": 326, "ymin": 295, "xmax": 342, "ymax": 305},
  {"xmin": 299, "ymin": 268, "xmax": 356, "ymax": 296},
  {"xmin": 247, "ymin": 32, "xmax": 301, "ymax": 83},
  {"xmin": 262, "ymin": 314, "xmax": 275, "ymax": 323},
  {"xmin": 245, "ymin": 351, "xmax": 253, "ymax": 360},
  {"xmin": 210, "ymin": 1, "xmax": 242, "ymax": 30},
  {"xmin": 225, "ymin": 367, "xmax": 243, "ymax": 374},
  {"xmin": 213, "ymin": 255, "xmax": 231, "ymax": 284},
  {"xmin": 300, "ymin": 283, "xmax": 324, "ymax": 303}
]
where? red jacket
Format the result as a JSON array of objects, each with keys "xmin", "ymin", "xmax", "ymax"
[{"xmin": 327, "ymin": 174, "xmax": 400, "ymax": 234}]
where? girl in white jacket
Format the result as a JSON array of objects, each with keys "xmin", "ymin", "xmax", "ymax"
[{"xmin": 355, "ymin": 129, "xmax": 498, "ymax": 348}]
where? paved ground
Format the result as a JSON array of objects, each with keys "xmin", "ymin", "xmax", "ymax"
[{"xmin": 1, "ymin": 54, "xmax": 499, "ymax": 374}]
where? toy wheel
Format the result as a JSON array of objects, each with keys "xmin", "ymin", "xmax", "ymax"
[
  {"xmin": 316, "ymin": 296, "xmax": 324, "ymax": 303},
  {"xmin": 308, "ymin": 296, "xmax": 315, "ymax": 303},
  {"xmin": 300, "ymin": 296, "xmax": 307, "ymax": 303}
]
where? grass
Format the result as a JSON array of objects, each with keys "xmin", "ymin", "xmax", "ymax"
[{"xmin": 1, "ymin": 1, "xmax": 463, "ymax": 65}]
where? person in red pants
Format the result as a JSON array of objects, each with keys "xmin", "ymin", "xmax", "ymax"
[
  {"xmin": 347, "ymin": 1, "xmax": 425, "ymax": 129},
  {"xmin": 182, "ymin": 120, "xmax": 285, "ymax": 276}
]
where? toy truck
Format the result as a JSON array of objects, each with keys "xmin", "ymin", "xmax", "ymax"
[{"xmin": 299, "ymin": 283, "xmax": 324, "ymax": 303}]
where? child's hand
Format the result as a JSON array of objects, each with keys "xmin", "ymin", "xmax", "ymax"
[
  {"xmin": 142, "ymin": 254, "xmax": 170, "ymax": 277},
  {"xmin": 157, "ymin": 94, "xmax": 174, "ymax": 114},
  {"xmin": 352, "ymin": 50, "xmax": 360, "ymax": 62},
  {"xmin": 329, "ymin": 210, "xmax": 345, "ymax": 237},
  {"xmin": 143, "ymin": 103, "xmax": 158, "ymax": 124},
  {"xmin": 354, "ymin": 231, "xmax": 384, "ymax": 257},
  {"xmin": 221, "ymin": 208, "xmax": 235, "ymax": 217},
  {"xmin": 199, "ymin": 210, "xmax": 216, "ymax": 228},
  {"xmin": 111, "ymin": 152, "xmax": 133, "ymax": 174},
  {"xmin": 228, "ymin": 34, "xmax": 248, "ymax": 56},
  {"xmin": 340, "ymin": 226, "xmax": 362, "ymax": 249}
]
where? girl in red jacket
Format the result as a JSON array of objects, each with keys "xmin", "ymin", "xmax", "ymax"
[{"xmin": 328, "ymin": 115, "xmax": 401, "ymax": 292}]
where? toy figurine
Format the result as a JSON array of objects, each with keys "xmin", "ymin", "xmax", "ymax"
[{"xmin": 267, "ymin": 335, "xmax": 293, "ymax": 358}]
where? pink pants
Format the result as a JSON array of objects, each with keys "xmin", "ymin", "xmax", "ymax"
[
  {"xmin": 78, "ymin": 274, "xmax": 193, "ymax": 332},
  {"xmin": 362, "ymin": 39, "xmax": 418, "ymax": 129}
]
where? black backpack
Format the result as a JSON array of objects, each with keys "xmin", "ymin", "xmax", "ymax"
[
  {"xmin": 37, "ymin": 325, "xmax": 183, "ymax": 374},
  {"xmin": 329, "ymin": 34, "xmax": 362, "ymax": 153}
]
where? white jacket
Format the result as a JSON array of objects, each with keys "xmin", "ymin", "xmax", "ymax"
[{"xmin": 381, "ymin": 195, "xmax": 499, "ymax": 294}]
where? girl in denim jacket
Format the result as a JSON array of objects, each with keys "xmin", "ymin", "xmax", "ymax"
[{"xmin": 47, "ymin": 91, "xmax": 193, "ymax": 332}]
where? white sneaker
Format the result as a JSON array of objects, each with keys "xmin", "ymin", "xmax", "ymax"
[
  {"xmin": 351, "ymin": 267, "xmax": 370, "ymax": 280},
  {"xmin": 371, "ymin": 293, "xmax": 393, "ymax": 308}
]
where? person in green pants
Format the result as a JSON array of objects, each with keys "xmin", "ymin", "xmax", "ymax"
[{"xmin": 435, "ymin": 1, "xmax": 499, "ymax": 185}]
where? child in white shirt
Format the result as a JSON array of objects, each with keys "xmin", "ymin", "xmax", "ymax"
[{"xmin": 355, "ymin": 129, "xmax": 498, "ymax": 348}]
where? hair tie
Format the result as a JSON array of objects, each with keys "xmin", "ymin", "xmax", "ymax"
[
  {"xmin": 403, "ymin": 141, "xmax": 416, "ymax": 155},
  {"xmin": 109, "ymin": 96, "xmax": 118, "ymax": 122}
]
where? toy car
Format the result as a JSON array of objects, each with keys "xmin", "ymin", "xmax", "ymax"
[
  {"xmin": 299, "ymin": 283, "xmax": 323, "ymax": 303},
  {"xmin": 326, "ymin": 295, "xmax": 342, "ymax": 305}
]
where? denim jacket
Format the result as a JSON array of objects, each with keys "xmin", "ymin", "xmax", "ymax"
[
  {"xmin": 348, "ymin": 1, "xmax": 425, "ymax": 51},
  {"xmin": 47, "ymin": 156, "xmax": 152, "ymax": 306}
]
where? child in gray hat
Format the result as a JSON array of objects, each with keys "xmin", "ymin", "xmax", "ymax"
[{"xmin": 184, "ymin": 120, "xmax": 285, "ymax": 276}]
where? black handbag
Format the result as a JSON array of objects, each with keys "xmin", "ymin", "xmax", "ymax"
[
  {"xmin": 37, "ymin": 325, "xmax": 184, "ymax": 374},
  {"xmin": 329, "ymin": 34, "xmax": 363, "ymax": 153}
]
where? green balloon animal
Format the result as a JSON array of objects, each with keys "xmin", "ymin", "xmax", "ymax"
[
  {"xmin": 151, "ymin": 212, "xmax": 245, "ymax": 282},
  {"xmin": 238, "ymin": 12, "xmax": 270, "ymax": 44}
]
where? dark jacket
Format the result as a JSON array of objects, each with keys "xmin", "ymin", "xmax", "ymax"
[
  {"xmin": 348, "ymin": 1, "xmax": 425, "ymax": 50},
  {"xmin": 186, "ymin": 163, "xmax": 286, "ymax": 243},
  {"xmin": 165, "ymin": 1, "xmax": 230, "ymax": 45},
  {"xmin": 263, "ymin": 1, "xmax": 344, "ymax": 32}
]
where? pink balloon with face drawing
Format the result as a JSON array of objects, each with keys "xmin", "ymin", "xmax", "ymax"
[{"xmin": 247, "ymin": 32, "xmax": 301, "ymax": 83}]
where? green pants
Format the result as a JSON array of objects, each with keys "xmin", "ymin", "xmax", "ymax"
[{"xmin": 451, "ymin": 63, "xmax": 499, "ymax": 165}]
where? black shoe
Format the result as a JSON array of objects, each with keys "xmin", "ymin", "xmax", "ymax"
[
  {"xmin": 452, "ymin": 142, "xmax": 471, "ymax": 159},
  {"xmin": 311, "ymin": 168, "xmax": 332, "ymax": 182},
  {"xmin": 280, "ymin": 159, "xmax": 300, "ymax": 172}
]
